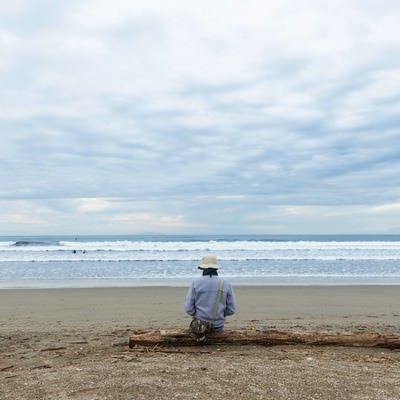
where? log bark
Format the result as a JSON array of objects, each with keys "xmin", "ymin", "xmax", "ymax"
[{"xmin": 129, "ymin": 329, "xmax": 400, "ymax": 349}]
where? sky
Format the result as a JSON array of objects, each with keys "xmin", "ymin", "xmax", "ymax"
[{"xmin": 1, "ymin": 0, "xmax": 400, "ymax": 235}]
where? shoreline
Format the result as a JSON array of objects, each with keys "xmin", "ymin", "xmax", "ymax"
[{"xmin": 2, "ymin": 277, "xmax": 400, "ymax": 289}]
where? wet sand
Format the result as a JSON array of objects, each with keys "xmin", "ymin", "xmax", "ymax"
[
  {"xmin": 1, "ymin": 285, "xmax": 399, "ymax": 332},
  {"xmin": 1, "ymin": 286, "xmax": 400, "ymax": 399}
]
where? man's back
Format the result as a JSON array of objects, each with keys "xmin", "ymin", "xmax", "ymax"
[{"xmin": 184, "ymin": 274, "xmax": 236, "ymax": 331}]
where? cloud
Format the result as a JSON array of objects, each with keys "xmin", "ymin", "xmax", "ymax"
[
  {"xmin": 1, "ymin": 1, "xmax": 400, "ymax": 234},
  {"xmin": 109, "ymin": 212, "xmax": 206, "ymax": 233},
  {"xmin": 0, "ymin": 200, "xmax": 55, "ymax": 227},
  {"xmin": 0, "ymin": 212, "xmax": 44, "ymax": 226},
  {"xmin": 72, "ymin": 198, "xmax": 114, "ymax": 213},
  {"xmin": 368, "ymin": 203, "xmax": 400, "ymax": 214}
]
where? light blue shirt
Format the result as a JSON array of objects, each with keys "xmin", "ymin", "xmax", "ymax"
[{"xmin": 184, "ymin": 275, "xmax": 237, "ymax": 330}]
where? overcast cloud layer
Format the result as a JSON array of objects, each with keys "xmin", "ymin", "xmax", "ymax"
[{"xmin": 1, "ymin": 0, "xmax": 400, "ymax": 235}]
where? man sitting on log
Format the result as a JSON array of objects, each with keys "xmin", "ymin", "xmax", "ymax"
[{"xmin": 184, "ymin": 255, "xmax": 237, "ymax": 342}]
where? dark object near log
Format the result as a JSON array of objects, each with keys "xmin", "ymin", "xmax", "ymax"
[
  {"xmin": 129, "ymin": 329, "xmax": 400, "ymax": 349},
  {"xmin": 40, "ymin": 346, "xmax": 67, "ymax": 352}
]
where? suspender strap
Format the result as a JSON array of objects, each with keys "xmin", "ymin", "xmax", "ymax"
[{"xmin": 212, "ymin": 278, "xmax": 224, "ymax": 320}]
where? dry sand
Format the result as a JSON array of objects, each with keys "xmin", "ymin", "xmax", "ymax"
[{"xmin": 1, "ymin": 286, "xmax": 400, "ymax": 399}]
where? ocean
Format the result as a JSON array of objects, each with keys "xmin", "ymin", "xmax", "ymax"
[{"xmin": 0, "ymin": 234, "xmax": 400, "ymax": 288}]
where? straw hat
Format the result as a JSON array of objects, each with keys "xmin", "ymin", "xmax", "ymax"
[{"xmin": 198, "ymin": 255, "xmax": 219, "ymax": 270}]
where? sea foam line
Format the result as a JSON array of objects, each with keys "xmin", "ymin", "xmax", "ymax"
[{"xmin": 1, "ymin": 240, "xmax": 400, "ymax": 252}]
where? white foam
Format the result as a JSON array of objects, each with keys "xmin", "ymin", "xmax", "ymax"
[{"xmin": 1, "ymin": 240, "xmax": 400, "ymax": 261}]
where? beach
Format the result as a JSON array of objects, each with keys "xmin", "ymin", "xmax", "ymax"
[{"xmin": 1, "ymin": 285, "xmax": 400, "ymax": 399}]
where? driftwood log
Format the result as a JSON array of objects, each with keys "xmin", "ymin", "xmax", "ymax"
[{"xmin": 129, "ymin": 329, "xmax": 400, "ymax": 349}]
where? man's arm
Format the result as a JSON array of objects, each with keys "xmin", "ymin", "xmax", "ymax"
[
  {"xmin": 224, "ymin": 284, "xmax": 237, "ymax": 316},
  {"xmin": 184, "ymin": 282, "xmax": 196, "ymax": 316}
]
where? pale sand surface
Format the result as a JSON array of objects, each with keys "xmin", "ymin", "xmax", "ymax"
[
  {"xmin": 1, "ymin": 286, "xmax": 399, "ymax": 332},
  {"xmin": 1, "ymin": 286, "xmax": 400, "ymax": 399}
]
